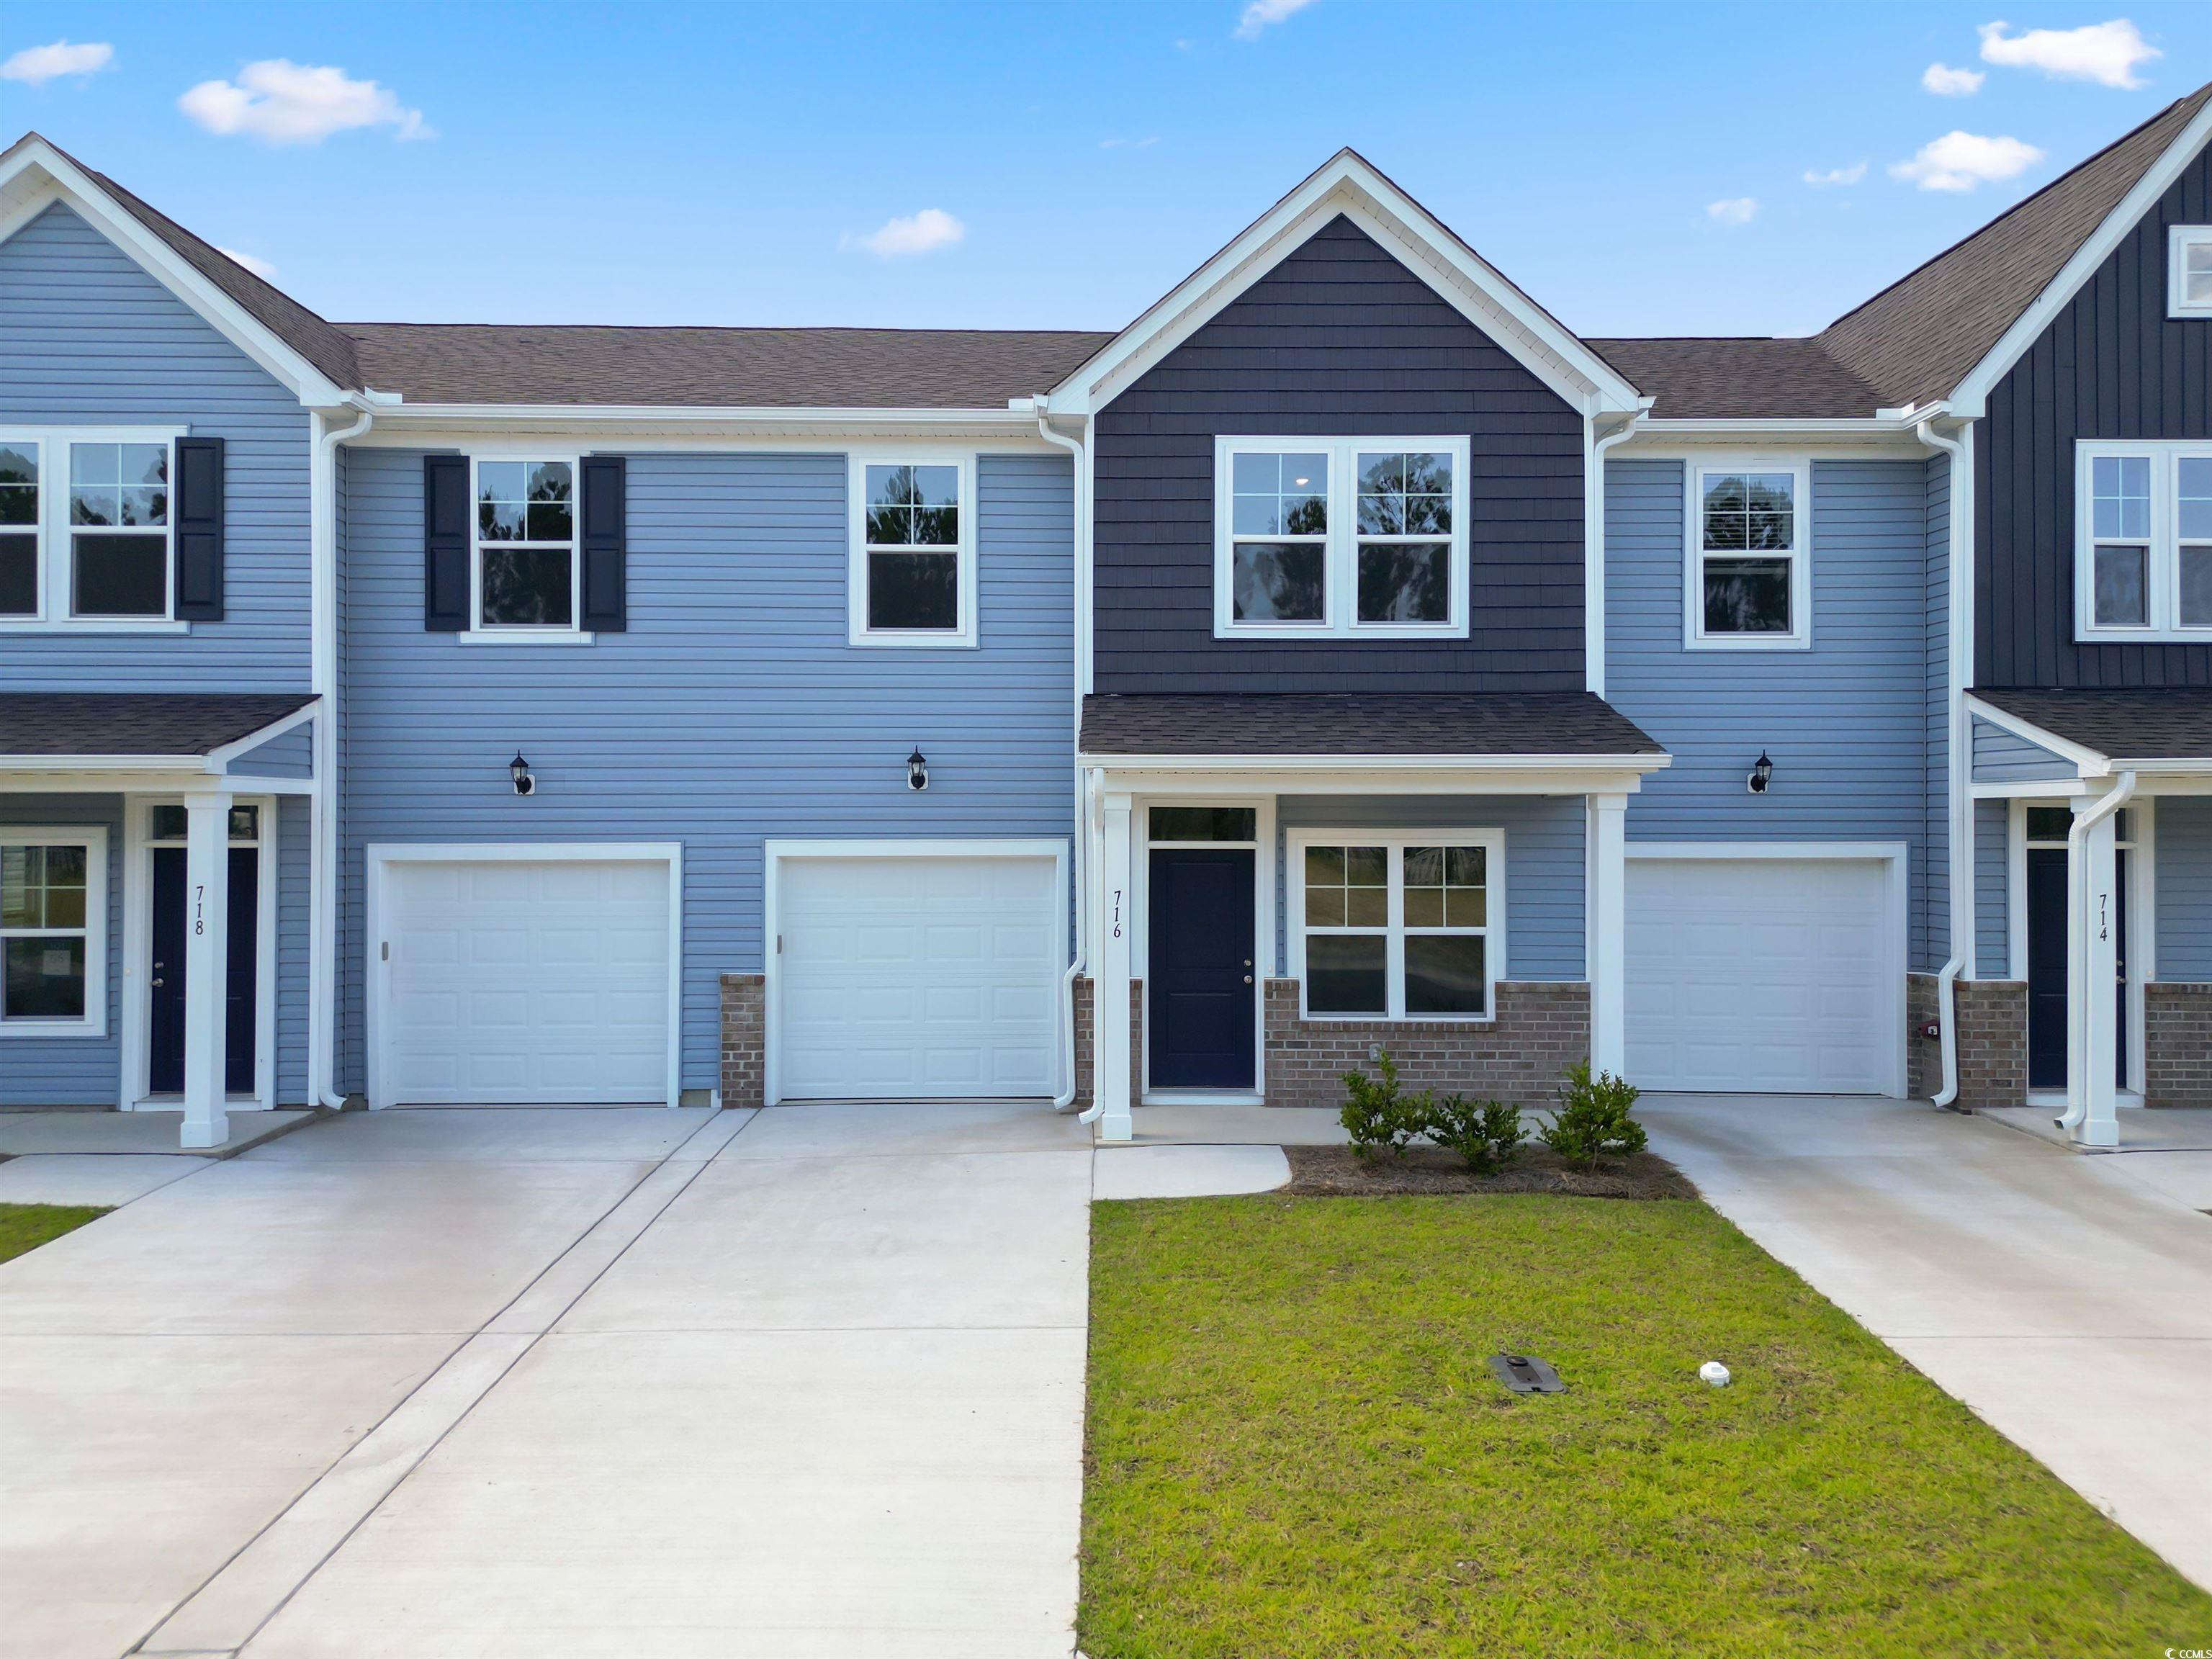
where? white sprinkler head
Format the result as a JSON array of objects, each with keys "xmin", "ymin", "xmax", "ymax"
[{"xmin": 1699, "ymin": 1361, "xmax": 1731, "ymax": 1388}]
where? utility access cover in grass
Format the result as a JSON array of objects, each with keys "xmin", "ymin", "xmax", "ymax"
[{"xmin": 1080, "ymin": 1194, "xmax": 2209, "ymax": 1659}]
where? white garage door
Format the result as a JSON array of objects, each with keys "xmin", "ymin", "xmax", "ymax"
[
  {"xmin": 775, "ymin": 850, "xmax": 1061, "ymax": 1100},
  {"xmin": 379, "ymin": 856, "xmax": 673, "ymax": 1105},
  {"xmin": 1627, "ymin": 856, "xmax": 1894, "ymax": 1094}
]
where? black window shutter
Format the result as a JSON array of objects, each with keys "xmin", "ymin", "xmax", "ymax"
[
  {"xmin": 423, "ymin": 454, "xmax": 469, "ymax": 631},
  {"xmin": 174, "ymin": 436, "xmax": 225, "ymax": 621},
  {"xmin": 581, "ymin": 455, "xmax": 626, "ymax": 632}
]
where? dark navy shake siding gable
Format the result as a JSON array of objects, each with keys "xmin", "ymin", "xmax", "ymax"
[
  {"xmin": 335, "ymin": 449, "xmax": 1076, "ymax": 1096},
  {"xmin": 1977, "ymin": 140, "xmax": 2212, "ymax": 688},
  {"xmin": 1089, "ymin": 216, "xmax": 1586, "ymax": 693},
  {"xmin": 0, "ymin": 203, "xmax": 311, "ymax": 691},
  {"xmin": 1605, "ymin": 458, "xmax": 1939, "ymax": 971}
]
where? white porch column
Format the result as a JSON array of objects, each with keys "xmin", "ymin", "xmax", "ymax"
[
  {"xmin": 1094, "ymin": 791, "xmax": 1136, "ymax": 1143},
  {"xmin": 1587, "ymin": 791, "xmax": 1629, "ymax": 1077},
  {"xmin": 179, "ymin": 792, "xmax": 233, "ymax": 1149},
  {"xmin": 2074, "ymin": 807, "xmax": 2121, "ymax": 1148}
]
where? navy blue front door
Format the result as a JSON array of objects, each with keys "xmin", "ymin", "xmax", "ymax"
[
  {"xmin": 2025, "ymin": 845, "xmax": 2128, "ymax": 1092},
  {"xmin": 148, "ymin": 846, "xmax": 257, "ymax": 1097},
  {"xmin": 1147, "ymin": 848, "xmax": 1256, "ymax": 1089}
]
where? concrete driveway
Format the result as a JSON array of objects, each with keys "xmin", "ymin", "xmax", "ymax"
[
  {"xmin": 1, "ymin": 1102, "xmax": 1092, "ymax": 1659},
  {"xmin": 1642, "ymin": 1094, "xmax": 2212, "ymax": 1593}
]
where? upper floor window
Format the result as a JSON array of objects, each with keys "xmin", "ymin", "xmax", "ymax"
[
  {"xmin": 2075, "ymin": 441, "xmax": 2212, "ymax": 641},
  {"xmin": 1686, "ymin": 462, "xmax": 1811, "ymax": 649},
  {"xmin": 848, "ymin": 456, "xmax": 976, "ymax": 647},
  {"xmin": 0, "ymin": 428, "xmax": 184, "ymax": 631},
  {"xmin": 472, "ymin": 457, "xmax": 580, "ymax": 637},
  {"xmin": 2170, "ymin": 227, "xmax": 2212, "ymax": 320},
  {"xmin": 1212, "ymin": 437, "xmax": 1470, "ymax": 639}
]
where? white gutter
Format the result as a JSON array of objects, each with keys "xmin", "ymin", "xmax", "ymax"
[
  {"xmin": 2057, "ymin": 768, "xmax": 2136, "ymax": 1138},
  {"xmin": 1584, "ymin": 405, "xmax": 1651, "ymax": 698},
  {"xmin": 1917, "ymin": 415, "xmax": 1973, "ymax": 1108},
  {"xmin": 309, "ymin": 404, "xmax": 374, "ymax": 1110},
  {"xmin": 1033, "ymin": 402, "xmax": 1089, "ymax": 1111}
]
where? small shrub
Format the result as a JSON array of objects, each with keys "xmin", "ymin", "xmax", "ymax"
[
  {"xmin": 1340, "ymin": 1051, "xmax": 1431, "ymax": 1161},
  {"xmin": 1426, "ymin": 1094, "xmax": 1526, "ymax": 1174},
  {"xmin": 1541, "ymin": 1060, "xmax": 1646, "ymax": 1169}
]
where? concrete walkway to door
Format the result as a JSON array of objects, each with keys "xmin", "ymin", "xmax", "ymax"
[
  {"xmin": 1, "ymin": 1101, "xmax": 1093, "ymax": 1659},
  {"xmin": 1641, "ymin": 1094, "xmax": 2212, "ymax": 1592}
]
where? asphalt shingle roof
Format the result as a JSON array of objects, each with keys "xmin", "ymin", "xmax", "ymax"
[
  {"xmin": 1972, "ymin": 688, "xmax": 2212, "ymax": 765},
  {"xmin": 1586, "ymin": 337, "xmax": 1884, "ymax": 419},
  {"xmin": 1079, "ymin": 693, "xmax": 1664, "ymax": 759},
  {"xmin": 0, "ymin": 693, "xmax": 317, "ymax": 759}
]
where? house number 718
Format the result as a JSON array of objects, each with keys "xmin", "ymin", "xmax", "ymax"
[{"xmin": 194, "ymin": 884, "xmax": 206, "ymax": 937}]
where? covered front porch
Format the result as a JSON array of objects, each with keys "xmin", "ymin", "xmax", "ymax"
[
  {"xmin": 1966, "ymin": 688, "xmax": 2212, "ymax": 1149},
  {"xmin": 1074, "ymin": 692, "xmax": 1669, "ymax": 1142},
  {"xmin": 0, "ymin": 692, "xmax": 319, "ymax": 1146}
]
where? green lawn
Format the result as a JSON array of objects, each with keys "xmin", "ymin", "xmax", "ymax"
[
  {"xmin": 0, "ymin": 1202, "xmax": 110, "ymax": 1264},
  {"xmin": 1082, "ymin": 1194, "xmax": 2210, "ymax": 1658}
]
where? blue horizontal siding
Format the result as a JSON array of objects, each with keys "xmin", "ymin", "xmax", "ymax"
[
  {"xmin": 1272, "ymin": 793, "xmax": 1585, "ymax": 981},
  {"xmin": 0, "ymin": 794, "xmax": 122, "ymax": 1105},
  {"xmin": 275, "ymin": 796, "xmax": 310, "ymax": 1102},
  {"xmin": 2158, "ymin": 797, "xmax": 2212, "ymax": 982},
  {"xmin": 336, "ymin": 449, "xmax": 1076, "ymax": 1094},
  {"xmin": 1605, "ymin": 457, "xmax": 1937, "ymax": 969},
  {"xmin": 1924, "ymin": 455, "xmax": 1951, "ymax": 970},
  {"xmin": 0, "ymin": 203, "xmax": 310, "ymax": 692},
  {"xmin": 1972, "ymin": 718, "xmax": 2074, "ymax": 783},
  {"xmin": 1975, "ymin": 799, "xmax": 2010, "ymax": 979},
  {"xmin": 225, "ymin": 725, "xmax": 313, "ymax": 780}
]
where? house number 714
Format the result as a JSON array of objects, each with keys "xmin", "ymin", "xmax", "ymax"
[{"xmin": 2097, "ymin": 891, "xmax": 2108, "ymax": 942}]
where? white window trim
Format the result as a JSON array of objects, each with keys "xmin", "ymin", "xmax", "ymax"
[
  {"xmin": 462, "ymin": 451, "xmax": 592, "ymax": 644},
  {"xmin": 1683, "ymin": 457, "xmax": 1813, "ymax": 650},
  {"xmin": 1211, "ymin": 435, "xmax": 1471, "ymax": 640},
  {"xmin": 2169, "ymin": 225, "xmax": 2212, "ymax": 320},
  {"xmin": 2073, "ymin": 440, "xmax": 2212, "ymax": 642},
  {"xmin": 0, "ymin": 824, "xmax": 108, "ymax": 1038},
  {"xmin": 846, "ymin": 451, "xmax": 979, "ymax": 649},
  {"xmin": 0, "ymin": 426, "xmax": 189, "ymax": 634},
  {"xmin": 1286, "ymin": 827, "xmax": 1503, "ymax": 1023}
]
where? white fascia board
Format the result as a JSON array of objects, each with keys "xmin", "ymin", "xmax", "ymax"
[
  {"xmin": 1948, "ymin": 106, "xmax": 2212, "ymax": 418},
  {"xmin": 350, "ymin": 407, "xmax": 1056, "ymax": 449},
  {"xmin": 1044, "ymin": 153, "xmax": 1642, "ymax": 418},
  {"xmin": 0, "ymin": 142, "xmax": 353, "ymax": 409},
  {"xmin": 1962, "ymin": 695, "xmax": 2113, "ymax": 777},
  {"xmin": 1077, "ymin": 751, "xmax": 1670, "ymax": 772},
  {"xmin": 1620, "ymin": 412, "xmax": 1946, "ymax": 454},
  {"xmin": 202, "ymin": 698, "xmax": 323, "ymax": 770}
]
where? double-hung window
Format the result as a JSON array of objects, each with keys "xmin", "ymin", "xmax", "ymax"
[
  {"xmin": 1, "ymin": 827, "xmax": 106, "ymax": 1036},
  {"xmin": 1686, "ymin": 462, "xmax": 1809, "ymax": 647},
  {"xmin": 2075, "ymin": 441, "xmax": 2212, "ymax": 640},
  {"xmin": 2170, "ymin": 226, "xmax": 2212, "ymax": 320},
  {"xmin": 848, "ymin": 456, "xmax": 976, "ymax": 647},
  {"xmin": 1213, "ymin": 436, "xmax": 1470, "ymax": 638},
  {"xmin": 471, "ymin": 457, "xmax": 580, "ymax": 636},
  {"xmin": 1292, "ymin": 830, "xmax": 1500, "ymax": 1021},
  {"xmin": 0, "ymin": 428, "xmax": 182, "ymax": 629}
]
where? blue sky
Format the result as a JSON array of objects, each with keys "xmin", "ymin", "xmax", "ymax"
[{"xmin": 4, "ymin": 3, "xmax": 2208, "ymax": 340}]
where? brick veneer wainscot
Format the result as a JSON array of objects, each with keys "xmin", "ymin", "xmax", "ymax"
[
  {"xmin": 719, "ymin": 973, "xmax": 765, "ymax": 1109},
  {"xmin": 1070, "ymin": 976, "xmax": 1141, "ymax": 1113},
  {"xmin": 1262, "ymin": 979, "xmax": 1590, "ymax": 1112},
  {"xmin": 2146, "ymin": 983, "xmax": 2212, "ymax": 1108},
  {"xmin": 1951, "ymin": 979, "xmax": 2028, "ymax": 1110}
]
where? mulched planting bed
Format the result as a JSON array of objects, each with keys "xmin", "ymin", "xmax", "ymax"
[{"xmin": 1285, "ymin": 1141, "xmax": 1696, "ymax": 1199}]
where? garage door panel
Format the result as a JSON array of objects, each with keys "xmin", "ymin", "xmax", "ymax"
[
  {"xmin": 1628, "ymin": 856, "xmax": 1892, "ymax": 1096},
  {"xmin": 776, "ymin": 851, "xmax": 1061, "ymax": 1101}
]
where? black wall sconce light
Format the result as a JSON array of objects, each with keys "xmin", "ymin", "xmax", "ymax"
[
  {"xmin": 907, "ymin": 747, "xmax": 930, "ymax": 792},
  {"xmin": 510, "ymin": 751, "xmax": 536, "ymax": 796},
  {"xmin": 1746, "ymin": 751, "xmax": 1774, "ymax": 795}
]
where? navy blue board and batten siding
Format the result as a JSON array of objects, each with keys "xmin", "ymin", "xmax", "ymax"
[
  {"xmin": 1604, "ymin": 457, "xmax": 1940, "ymax": 971},
  {"xmin": 0, "ymin": 202, "xmax": 311, "ymax": 692},
  {"xmin": 1977, "ymin": 140, "xmax": 2211, "ymax": 688},
  {"xmin": 1089, "ymin": 215, "xmax": 1586, "ymax": 693},
  {"xmin": 334, "ymin": 449, "xmax": 1076, "ymax": 1097}
]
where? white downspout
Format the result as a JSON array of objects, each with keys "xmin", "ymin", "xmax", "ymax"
[
  {"xmin": 2057, "ymin": 769, "xmax": 2136, "ymax": 1138},
  {"xmin": 1583, "ymin": 403, "xmax": 1650, "ymax": 699},
  {"xmin": 1076, "ymin": 769, "xmax": 1110, "ymax": 1125},
  {"xmin": 309, "ymin": 405, "xmax": 373, "ymax": 1110},
  {"xmin": 1917, "ymin": 415, "xmax": 1972, "ymax": 1109},
  {"xmin": 1034, "ymin": 403, "xmax": 1089, "ymax": 1110}
]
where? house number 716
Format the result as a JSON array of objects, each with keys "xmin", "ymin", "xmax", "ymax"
[{"xmin": 1110, "ymin": 888, "xmax": 1123, "ymax": 940}]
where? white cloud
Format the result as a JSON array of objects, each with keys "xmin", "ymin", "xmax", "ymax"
[
  {"xmin": 1889, "ymin": 130, "xmax": 2044, "ymax": 192},
  {"xmin": 1234, "ymin": 0, "xmax": 1316, "ymax": 41},
  {"xmin": 1921, "ymin": 62, "xmax": 1986, "ymax": 96},
  {"xmin": 1803, "ymin": 161, "xmax": 1869, "ymax": 186},
  {"xmin": 1100, "ymin": 135, "xmax": 1160, "ymax": 150},
  {"xmin": 1977, "ymin": 19, "xmax": 2160, "ymax": 89},
  {"xmin": 178, "ymin": 60, "xmax": 429, "ymax": 145},
  {"xmin": 1705, "ymin": 197, "xmax": 1758, "ymax": 226},
  {"xmin": 1, "ymin": 39, "xmax": 114, "ymax": 85},
  {"xmin": 215, "ymin": 246, "xmax": 276, "ymax": 280},
  {"xmin": 843, "ymin": 208, "xmax": 966, "ymax": 258}
]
